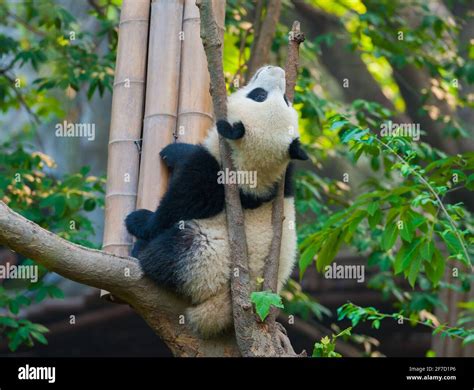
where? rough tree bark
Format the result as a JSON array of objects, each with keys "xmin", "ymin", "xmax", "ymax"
[
  {"xmin": 0, "ymin": 202, "xmax": 240, "ymax": 357},
  {"xmin": 197, "ymin": 0, "xmax": 304, "ymax": 357},
  {"xmin": 262, "ymin": 20, "xmax": 305, "ymax": 337}
]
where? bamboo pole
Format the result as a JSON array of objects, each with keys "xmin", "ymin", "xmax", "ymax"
[
  {"xmin": 137, "ymin": 0, "xmax": 185, "ymax": 210},
  {"xmin": 177, "ymin": 0, "xmax": 225, "ymax": 144},
  {"xmin": 102, "ymin": 0, "xmax": 150, "ymax": 259}
]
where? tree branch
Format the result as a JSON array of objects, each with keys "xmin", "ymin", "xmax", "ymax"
[
  {"xmin": 247, "ymin": 0, "xmax": 282, "ymax": 77},
  {"xmin": 263, "ymin": 21, "xmax": 305, "ymax": 295},
  {"xmin": 261, "ymin": 20, "xmax": 305, "ymax": 350},
  {"xmin": 0, "ymin": 201, "xmax": 239, "ymax": 357},
  {"xmin": 197, "ymin": 0, "xmax": 263, "ymax": 356},
  {"xmin": 284, "ymin": 21, "xmax": 305, "ymax": 104},
  {"xmin": 197, "ymin": 0, "xmax": 305, "ymax": 357}
]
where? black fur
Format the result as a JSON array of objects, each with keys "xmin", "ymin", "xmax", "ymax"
[
  {"xmin": 137, "ymin": 224, "xmax": 194, "ymax": 289},
  {"xmin": 216, "ymin": 119, "xmax": 245, "ymax": 140},
  {"xmin": 240, "ymin": 184, "xmax": 277, "ymax": 209},
  {"xmin": 126, "ymin": 141, "xmax": 297, "ymax": 256},
  {"xmin": 160, "ymin": 143, "xmax": 201, "ymax": 170},
  {"xmin": 125, "ymin": 209, "xmax": 153, "ymax": 239},
  {"xmin": 138, "ymin": 145, "xmax": 225, "ymax": 240},
  {"xmin": 131, "ymin": 238, "xmax": 149, "ymax": 258},
  {"xmin": 284, "ymin": 163, "xmax": 294, "ymax": 198},
  {"xmin": 289, "ymin": 138, "xmax": 309, "ymax": 161},
  {"xmin": 246, "ymin": 87, "xmax": 268, "ymax": 102}
]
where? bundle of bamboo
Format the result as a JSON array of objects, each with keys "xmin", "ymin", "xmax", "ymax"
[
  {"xmin": 102, "ymin": 0, "xmax": 150, "ymax": 259},
  {"xmin": 103, "ymin": 0, "xmax": 226, "ymax": 256}
]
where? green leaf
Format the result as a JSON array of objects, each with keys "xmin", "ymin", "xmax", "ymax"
[
  {"xmin": 441, "ymin": 231, "xmax": 467, "ymax": 265},
  {"xmin": 462, "ymin": 334, "xmax": 474, "ymax": 346},
  {"xmin": 368, "ymin": 208, "xmax": 382, "ymax": 229},
  {"xmin": 394, "ymin": 238, "xmax": 422, "ymax": 274},
  {"xmin": 330, "ymin": 120, "xmax": 348, "ymax": 131},
  {"xmin": 8, "ymin": 300, "xmax": 19, "ymax": 315},
  {"xmin": 31, "ymin": 331, "xmax": 48, "ymax": 345},
  {"xmin": 408, "ymin": 255, "xmax": 422, "ymax": 288},
  {"xmin": 84, "ymin": 198, "xmax": 96, "ymax": 211},
  {"xmin": 347, "ymin": 211, "xmax": 366, "ymax": 234},
  {"xmin": 398, "ymin": 216, "xmax": 415, "ymax": 243},
  {"xmin": 35, "ymin": 288, "xmax": 48, "ymax": 303},
  {"xmin": 299, "ymin": 240, "xmax": 320, "ymax": 277},
  {"xmin": 425, "ymin": 248, "xmax": 445, "ymax": 286},
  {"xmin": 250, "ymin": 291, "xmax": 284, "ymax": 322},
  {"xmin": 367, "ymin": 202, "xmax": 379, "ymax": 216},
  {"xmin": 53, "ymin": 194, "xmax": 66, "ymax": 217},
  {"xmin": 29, "ymin": 323, "xmax": 49, "ymax": 333},
  {"xmin": 46, "ymin": 285, "xmax": 64, "ymax": 299},
  {"xmin": 381, "ymin": 222, "xmax": 398, "ymax": 251},
  {"xmin": 316, "ymin": 229, "xmax": 344, "ymax": 272},
  {"xmin": 0, "ymin": 316, "xmax": 19, "ymax": 328},
  {"xmin": 421, "ymin": 240, "xmax": 435, "ymax": 260},
  {"xmin": 66, "ymin": 193, "xmax": 82, "ymax": 210},
  {"xmin": 8, "ymin": 331, "xmax": 24, "ymax": 352}
]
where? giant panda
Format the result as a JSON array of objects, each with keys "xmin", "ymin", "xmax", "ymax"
[{"xmin": 125, "ymin": 65, "xmax": 308, "ymax": 337}]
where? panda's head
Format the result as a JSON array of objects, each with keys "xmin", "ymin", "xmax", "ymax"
[
  {"xmin": 226, "ymin": 66, "xmax": 307, "ymax": 189},
  {"xmin": 204, "ymin": 66, "xmax": 308, "ymax": 196}
]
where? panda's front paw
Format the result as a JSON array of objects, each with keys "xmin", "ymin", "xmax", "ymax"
[
  {"xmin": 289, "ymin": 138, "xmax": 309, "ymax": 161},
  {"xmin": 217, "ymin": 119, "xmax": 245, "ymax": 140}
]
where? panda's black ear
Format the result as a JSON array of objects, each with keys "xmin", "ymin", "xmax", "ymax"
[
  {"xmin": 217, "ymin": 120, "xmax": 245, "ymax": 140},
  {"xmin": 289, "ymin": 138, "xmax": 309, "ymax": 160}
]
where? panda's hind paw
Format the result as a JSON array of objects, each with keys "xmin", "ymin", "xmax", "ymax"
[{"xmin": 125, "ymin": 209, "xmax": 153, "ymax": 239}]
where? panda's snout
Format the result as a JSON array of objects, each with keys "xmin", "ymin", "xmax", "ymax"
[
  {"xmin": 257, "ymin": 66, "xmax": 286, "ymax": 93},
  {"xmin": 267, "ymin": 66, "xmax": 285, "ymax": 78}
]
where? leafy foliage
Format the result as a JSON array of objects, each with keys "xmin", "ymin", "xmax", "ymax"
[
  {"xmin": 250, "ymin": 290, "xmax": 284, "ymax": 322},
  {"xmin": 0, "ymin": 143, "xmax": 105, "ymax": 350},
  {"xmin": 338, "ymin": 303, "xmax": 474, "ymax": 344},
  {"xmin": 312, "ymin": 327, "xmax": 352, "ymax": 358}
]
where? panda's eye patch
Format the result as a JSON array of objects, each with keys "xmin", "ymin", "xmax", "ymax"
[{"xmin": 247, "ymin": 87, "xmax": 268, "ymax": 102}]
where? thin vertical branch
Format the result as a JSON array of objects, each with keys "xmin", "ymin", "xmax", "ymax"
[
  {"xmin": 197, "ymin": 0, "xmax": 303, "ymax": 356},
  {"xmin": 262, "ymin": 20, "xmax": 305, "ymax": 328},
  {"xmin": 196, "ymin": 0, "xmax": 255, "ymax": 355}
]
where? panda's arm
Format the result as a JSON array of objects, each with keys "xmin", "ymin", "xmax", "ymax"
[
  {"xmin": 284, "ymin": 162, "xmax": 295, "ymax": 198},
  {"xmin": 142, "ymin": 147, "xmax": 225, "ymax": 238},
  {"xmin": 289, "ymin": 138, "xmax": 309, "ymax": 160},
  {"xmin": 160, "ymin": 143, "xmax": 202, "ymax": 170}
]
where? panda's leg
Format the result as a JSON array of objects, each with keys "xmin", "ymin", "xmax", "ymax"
[
  {"xmin": 139, "ymin": 220, "xmax": 229, "ymax": 299},
  {"xmin": 130, "ymin": 238, "xmax": 148, "ymax": 258},
  {"xmin": 125, "ymin": 209, "xmax": 154, "ymax": 240},
  {"xmin": 186, "ymin": 288, "xmax": 233, "ymax": 337},
  {"xmin": 137, "ymin": 225, "xmax": 189, "ymax": 289}
]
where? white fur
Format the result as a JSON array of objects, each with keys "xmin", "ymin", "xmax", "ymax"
[
  {"xmin": 204, "ymin": 65, "xmax": 300, "ymax": 198},
  {"xmin": 184, "ymin": 66, "xmax": 299, "ymax": 336},
  {"xmin": 185, "ymin": 198, "xmax": 297, "ymax": 336}
]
